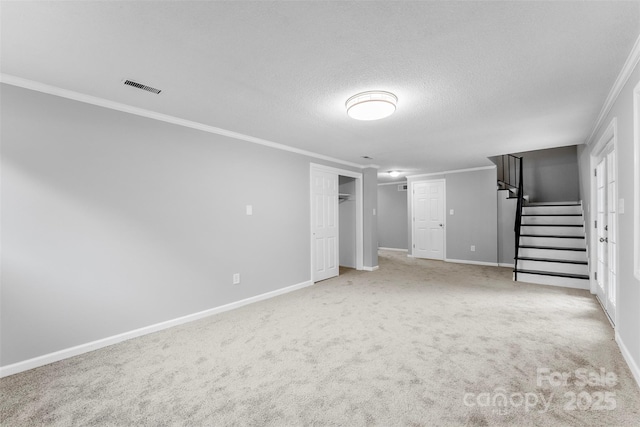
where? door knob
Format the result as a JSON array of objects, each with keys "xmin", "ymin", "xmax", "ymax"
[{"xmin": 439, "ymin": 224, "xmax": 443, "ymax": 227}]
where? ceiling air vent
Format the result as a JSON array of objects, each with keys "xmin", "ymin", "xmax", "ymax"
[{"xmin": 123, "ymin": 79, "xmax": 162, "ymax": 94}]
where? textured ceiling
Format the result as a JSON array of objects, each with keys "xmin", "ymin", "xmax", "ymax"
[{"xmin": 2, "ymin": 1, "xmax": 639, "ymax": 182}]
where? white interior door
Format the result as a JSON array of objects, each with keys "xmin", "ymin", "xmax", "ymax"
[
  {"xmin": 605, "ymin": 149, "xmax": 617, "ymax": 321},
  {"xmin": 596, "ymin": 158, "xmax": 607, "ymax": 308},
  {"xmin": 311, "ymin": 169, "xmax": 339, "ymax": 282},
  {"xmin": 412, "ymin": 180, "xmax": 445, "ymax": 260},
  {"xmin": 595, "ymin": 146, "xmax": 616, "ymax": 323}
]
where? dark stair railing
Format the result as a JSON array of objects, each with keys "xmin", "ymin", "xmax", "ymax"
[
  {"xmin": 498, "ymin": 154, "xmax": 521, "ymax": 195},
  {"xmin": 497, "ymin": 154, "xmax": 525, "ymax": 280},
  {"xmin": 512, "ymin": 156, "xmax": 524, "ymax": 280}
]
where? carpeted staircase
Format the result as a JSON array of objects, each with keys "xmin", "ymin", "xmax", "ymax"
[{"xmin": 515, "ymin": 202, "xmax": 589, "ymax": 289}]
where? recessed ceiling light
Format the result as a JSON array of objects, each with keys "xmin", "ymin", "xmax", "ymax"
[
  {"xmin": 346, "ymin": 91, "xmax": 397, "ymax": 121},
  {"xmin": 388, "ymin": 170, "xmax": 401, "ymax": 178}
]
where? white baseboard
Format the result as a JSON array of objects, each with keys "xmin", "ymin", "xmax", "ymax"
[
  {"xmin": 378, "ymin": 247, "xmax": 408, "ymax": 252},
  {"xmin": 498, "ymin": 263, "xmax": 515, "ymax": 268},
  {"xmin": 0, "ymin": 279, "xmax": 314, "ymax": 378},
  {"xmin": 445, "ymin": 258, "xmax": 499, "ymax": 267},
  {"xmin": 363, "ymin": 265, "xmax": 379, "ymax": 271},
  {"xmin": 616, "ymin": 330, "xmax": 640, "ymax": 390}
]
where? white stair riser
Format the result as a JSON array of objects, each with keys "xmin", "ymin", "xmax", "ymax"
[
  {"xmin": 518, "ymin": 260, "xmax": 589, "ymax": 275},
  {"xmin": 523, "ymin": 205, "xmax": 581, "ymax": 215},
  {"xmin": 516, "ymin": 273, "xmax": 589, "ymax": 290},
  {"xmin": 518, "ymin": 247, "xmax": 587, "ymax": 261},
  {"xmin": 522, "ymin": 216, "xmax": 583, "ymax": 225},
  {"xmin": 519, "ymin": 236, "xmax": 585, "ymax": 248},
  {"xmin": 521, "ymin": 226, "xmax": 584, "ymax": 236}
]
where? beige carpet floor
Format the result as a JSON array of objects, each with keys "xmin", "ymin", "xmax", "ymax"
[{"xmin": 1, "ymin": 250, "xmax": 639, "ymax": 426}]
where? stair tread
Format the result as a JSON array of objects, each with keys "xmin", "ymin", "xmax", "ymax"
[
  {"xmin": 517, "ymin": 257, "xmax": 587, "ymax": 265},
  {"xmin": 520, "ymin": 234, "xmax": 585, "ymax": 239},
  {"xmin": 519, "ymin": 245, "xmax": 586, "ymax": 251},
  {"xmin": 516, "ymin": 269, "xmax": 589, "ymax": 280},
  {"xmin": 525, "ymin": 203, "xmax": 581, "ymax": 206},
  {"xmin": 522, "ymin": 214, "xmax": 581, "ymax": 216},
  {"xmin": 522, "ymin": 224, "xmax": 583, "ymax": 227}
]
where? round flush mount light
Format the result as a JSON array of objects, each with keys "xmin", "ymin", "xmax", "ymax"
[
  {"xmin": 346, "ymin": 91, "xmax": 397, "ymax": 121},
  {"xmin": 388, "ymin": 170, "xmax": 401, "ymax": 178}
]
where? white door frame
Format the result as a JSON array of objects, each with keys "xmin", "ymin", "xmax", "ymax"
[
  {"xmin": 310, "ymin": 163, "xmax": 363, "ymax": 281},
  {"xmin": 410, "ymin": 179, "xmax": 446, "ymax": 259},
  {"xmin": 589, "ymin": 118, "xmax": 618, "ymax": 325}
]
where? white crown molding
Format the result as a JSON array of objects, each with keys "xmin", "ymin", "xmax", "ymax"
[
  {"xmin": 0, "ymin": 279, "xmax": 313, "ymax": 378},
  {"xmin": 0, "ymin": 74, "xmax": 367, "ymax": 170},
  {"xmin": 377, "ymin": 181, "xmax": 407, "ymax": 186},
  {"xmin": 406, "ymin": 165, "xmax": 496, "ymax": 179},
  {"xmin": 309, "ymin": 162, "xmax": 362, "ymax": 179},
  {"xmin": 586, "ymin": 33, "xmax": 640, "ymax": 146}
]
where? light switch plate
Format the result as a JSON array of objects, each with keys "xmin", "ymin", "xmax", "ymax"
[{"xmin": 246, "ymin": 205, "xmax": 253, "ymax": 215}]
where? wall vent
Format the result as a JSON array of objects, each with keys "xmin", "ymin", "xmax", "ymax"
[
  {"xmin": 123, "ymin": 79, "xmax": 162, "ymax": 94},
  {"xmin": 398, "ymin": 184, "xmax": 408, "ymax": 191}
]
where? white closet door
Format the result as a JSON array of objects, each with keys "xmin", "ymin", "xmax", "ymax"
[{"xmin": 312, "ymin": 169, "xmax": 338, "ymax": 282}]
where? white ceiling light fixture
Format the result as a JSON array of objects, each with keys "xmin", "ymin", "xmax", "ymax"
[
  {"xmin": 388, "ymin": 170, "xmax": 401, "ymax": 177},
  {"xmin": 346, "ymin": 91, "xmax": 397, "ymax": 121}
]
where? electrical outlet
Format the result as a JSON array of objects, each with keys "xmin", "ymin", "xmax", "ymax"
[
  {"xmin": 233, "ymin": 273, "xmax": 240, "ymax": 284},
  {"xmin": 470, "ymin": 245, "xmax": 476, "ymax": 252}
]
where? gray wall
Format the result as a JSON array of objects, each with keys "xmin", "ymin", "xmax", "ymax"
[
  {"xmin": 377, "ymin": 183, "xmax": 408, "ymax": 250},
  {"xmin": 514, "ymin": 145, "xmax": 580, "ymax": 203},
  {"xmin": 339, "ymin": 176, "xmax": 356, "ymax": 268},
  {"xmin": 497, "ymin": 190, "xmax": 516, "ymax": 266},
  {"xmin": 0, "ymin": 84, "xmax": 363, "ymax": 366},
  {"xmin": 577, "ymin": 60, "xmax": 640, "ymax": 383},
  {"xmin": 363, "ymin": 167, "xmax": 379, "ymax": 268},
  {"xmin": 407, "ymin": 168, "xmax": 498, "ymax": 264}
]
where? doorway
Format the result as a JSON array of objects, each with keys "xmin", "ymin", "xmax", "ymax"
[
  {"xmin": 310, "ymin": 164, "xmax": 363, "ymax": 282},
  {"xmin": 591, "ymin": 121, "xmax": 617, "ymax": 325},
  {"xmin": 411, "ymin": 179, "xmax": 446, "ymax": 260},
  {"xmin": 339, "ymin": 176, "xmax": 357, "ymax": 269}
]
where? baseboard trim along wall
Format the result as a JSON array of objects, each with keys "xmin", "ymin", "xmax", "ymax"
[
  {"xmin": 616, "ymin": 331, "xmax": 640, "ymax": 390},
  {"xmin": 445, "ymin": 258, "xmax": 500, "ymax": 267},
  {"xmin": 498, "ymin": 263, "xmax": 515, "ymax": 268},
  {"xmin": 378, "ymin": 247, "xmax": 408, "ymax": 252},
  {"xmin": 0, "ymin": 279, "xmax": 314, "ymax": 378},
  {"xmin": 363, "ymin": 266, "xmax": 379, "ymax": 271}
]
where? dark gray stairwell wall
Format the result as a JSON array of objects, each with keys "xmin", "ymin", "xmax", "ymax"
[{"xmin": 515, "ymin": 145, "xmax": 580, "ymax": 203}]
